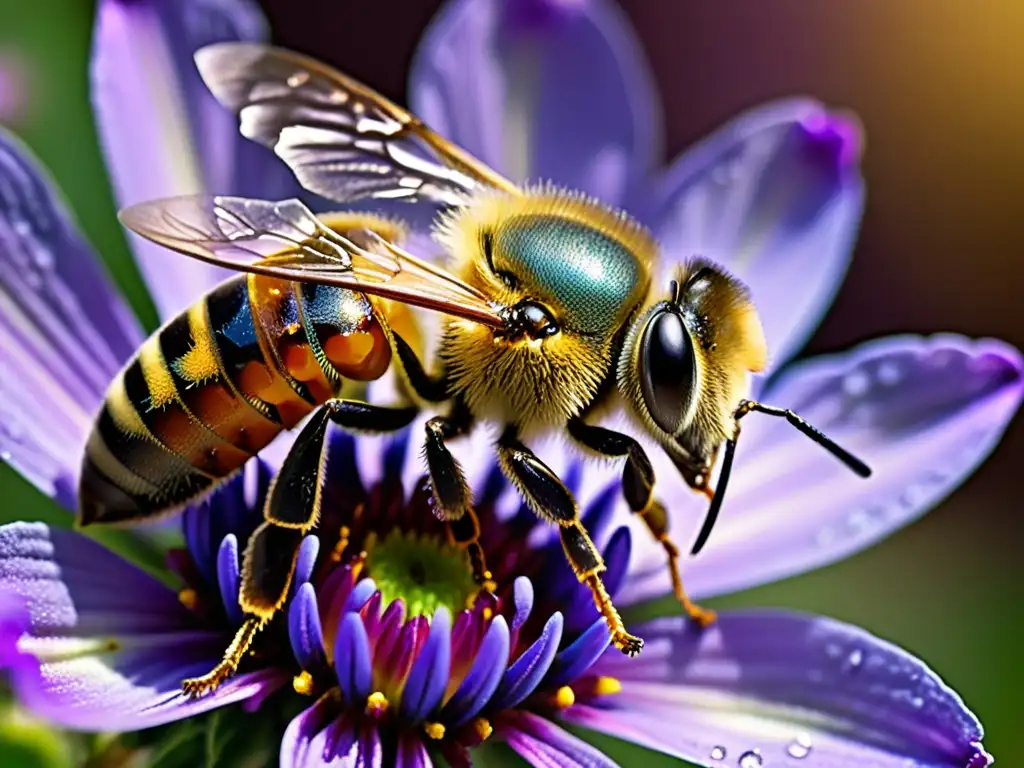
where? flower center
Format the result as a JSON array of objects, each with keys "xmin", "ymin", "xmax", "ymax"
[{"xmin": 363, "ymin": 529, "xmax": 477, "ymax": 619}]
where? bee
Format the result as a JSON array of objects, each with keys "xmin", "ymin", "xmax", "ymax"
[{"xmin": 80, "ymin": 43, "xmax": 871, "ymax": 696}]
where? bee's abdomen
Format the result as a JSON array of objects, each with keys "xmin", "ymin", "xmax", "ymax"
[{"xmin": 79, "ymin": 274, "xmax": 392, "ymax": 526}]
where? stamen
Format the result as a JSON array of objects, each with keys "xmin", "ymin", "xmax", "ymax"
[
  {"xmin": 178, "ymin": 587, "xmax": 199, "ymax": 611},
  {"xmin": 292, "ymin": 670, "xmax": 315, "ymax": 696},
  {"xmin": 330, "ymin": 525, "xmax": 351, "ymax": 563},
  {"xmin": 472, "ymin": 718, "xmax": 493, "ymax": 742},
  {"xmin": 593, "ymin": 676, "xmax": 622, "ymax": 696},
  {"xmin": 365, "ymin": 691, "xmax": 389, "ymax": 718},
  {"xmin": 554, "ymin": 685, "xmax": 575, "ymax": 709},
  {"xmin": 424, "ymin": 722, "xmax": 446, "ymax": 740}
]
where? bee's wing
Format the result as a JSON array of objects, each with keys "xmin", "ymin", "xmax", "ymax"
[
  {"xmin": 119, "ymin": 195, "xmax": 505, "ymax": 327},
  {"xmin": 194, "ymin": 42, "xmax": 520, "ymax": 208}
]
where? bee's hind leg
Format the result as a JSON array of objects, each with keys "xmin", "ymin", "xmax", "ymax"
[
  {"xmin": 183, "ymin": 400, "xmax": 419, "ymax": 697},
  {"xmin": 497, "ymin": 425, "xmax": 644, "ymax": 656},
  {"xmin": 567, "ymin": 419, "xmax": 716, "ymax": 628}
]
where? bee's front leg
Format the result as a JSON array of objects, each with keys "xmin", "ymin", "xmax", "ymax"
[
  {"xmin": 567, "ymin": 419, "xmax": 716, "ymax": 628},
  {"xmin": 496, "ymin": 425, "xmax": 644, "ymax": 656},
  {"xmin": 183, "ymin": 400, "xmax": 419, "ymax": 698}
]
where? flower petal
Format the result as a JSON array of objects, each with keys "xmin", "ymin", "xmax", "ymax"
[
  {"xmin": 620, "ymin": 335, "xmax": 1023, "ymax": 605},
  {"xmin": 400, "ymin": 607, "xmax": 451, "ymax": 722},
  {"xmin": 572, "ymin": 611, "xmax": 990, "ymax": 768},
  {"xmin": 289, "ymin": 582, "xmax": 326, "ymax": 671},
  {"xmin": 652, "ymin": 99, "xmax": 864, "ymax": 369},
  {"xmin": 281, "ymin": 697, "xmax": 358, "ymax": 767},
  {"xmin": 0, "ymin": 522, "xmax": 285, "ymax": 729},
  {"xmin": 544, "ymin": 618, "xmax": 610, "ymax": 690},
  {"xmin": 90, "ymin": 0, "xmax": 300, "ymax": 319},
  {"xmin": 409, "ymin": 0, "xmax": 660, "ymax": 206},
  {"xmin": 491, "ymin": 612, "xmax": 563, "ymax": 711},
  {"xmin": 0, "ymin": 130, "xmax": 141, "ymax": 503},
  {"xmin": 499, "ymin": 710, "xmax": 618, "ymax": 768},
  {"xmin": 215, "ymin": 533, "xmax": 243, "ymax": 624},
  {"xmin": 443, "ymin": 615, "xmax": 509, "ymax": 727},
  {"xmin": 676, "ymin": 335, "xmax": 1022, "ymax": 600},
  {"xmin": 335, "ymin": 613, "xmax": 372, "ymax": 706}
]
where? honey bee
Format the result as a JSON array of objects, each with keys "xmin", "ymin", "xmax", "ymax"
[{"xmin": 80, "ymin": 43, "xmax": 870, "ymax": 696}]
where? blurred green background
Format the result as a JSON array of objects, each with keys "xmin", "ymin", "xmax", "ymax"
[{"xmin": 0, "ymin": 0, "xmax": 1021, "ymax": 765}]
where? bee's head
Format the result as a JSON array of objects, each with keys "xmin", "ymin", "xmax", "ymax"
[{"xmin": 621, "ymin": 260, "xmax": 767, "ymax": 452}]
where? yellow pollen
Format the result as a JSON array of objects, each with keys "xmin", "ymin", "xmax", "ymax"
[
  {"xmin": 292, "ymin": 671, "xmax": 315, "ymax": 696},
  {"xmin": 472, "ymin": 718, "xmax": 493, "ymax": 741},
  {"xmin": 482, "ymin": 606, "xmax": 494, "ymax": 621},
  {"xmin": 424, "ymin": 722, "xmax": 446, "ymax": 740},
  {"xmin": 365, "ymin": 691, "xmax": 389, "ymax": 717},
  {"xmin": 554, "ymin": 686, "xmax": 575, "ymax": 709},
  {"xmin": 331, "ymin": 525, "xmax": 351, "ymax": 563},
  {"xmin": 594, "ymin": 676, "xmax": 622, "ymax": 696},
  {"xmin": 178, "ymin": 588, "xmax": 199, "ymax": 611}
]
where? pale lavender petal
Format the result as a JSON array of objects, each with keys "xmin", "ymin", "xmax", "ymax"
[
  {"xmin": 409, "ymin": 0, "xmax": 660, "ymax": 206},
  {"xmin": 0, "ymin": 522, "xmax": 286, "ymax": 730},
  {"xmin": 0, "ymin": 129, "xmax": 141, "ymax": 504},
  {"xmin": 623, "ymin": 335, "xmax": 1023, "ymax": 603},
  {"xmin": 570, "ymin": 611, "xmax": 990, "ymax": 768},
  {"xmin": 500, "ymin": 710, "xmax": 619, "ymax": 768},
  {"xmin": 653, "ymin": 99, "xmax": 864, "ymax": 369},
  {"xmin": 281, "ymin": 697, "xmax": 358, "ymax": 767},
  {"xmin": 90, "ymin": 0, "xmax": 297, "ymax": 319}
]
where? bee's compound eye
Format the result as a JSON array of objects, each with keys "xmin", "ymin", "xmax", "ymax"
[{"xmin": 639, "ymin": 309, "xmax": 696, "ymax": 434}]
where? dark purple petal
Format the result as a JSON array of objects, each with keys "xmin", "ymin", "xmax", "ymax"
[
  {"xmin": 0, "ymin": 130, "xmax": 141, "ymax": 504},
  {"xmin": 652, "ymin": 99, "xmax": 864, "ymax": 369},
  {"xmin": 443, "ymin": 615, "xmax": 509, "ymax": 727},
  {"xmin": 0, "ymin": 522, "xmax": 285, "ymax": 729},
  {"xmin": 355, "ymin": 722, "xmax": 383, "ymax": 768},
  {"xmin": 500, "ymin": 710, "xmax": 618, "ymax": 768},
  {"xmin": 215, "ymin": 533, "xmax": 243, "ymax": 624},
  {"xmin": 334, "ymin": 613, "xmax": 372, "ymax": 706},
  {"xmin": 622, "ymin": 335, "xmax": 1023, "ymax": 603},
  {"xmin": 289, "ymin": 582, "xmax": 326, "ymax": 671},
  {"xmin": 409, "ymin": 0, "xmax": 660, "ymax": 207},
  {"xmin": 292, "ymin": 534, "xmax": 321, "ymax": 594},
  {"xmin": 400, "ymin": 607, "xmax": 451, "ymax": 722},
  {"xmin": 490, "ymin": 612, "xmax": 563, "ymax": 711},
  {"xmin": 90, "ymin": 0, "xmax": 303, "ymax": 319},
  {"xmin": 395, "ymin": 732, "xmax": 431, "ymax": 768},
  {"xmin": 573, "ymin": 610, "xmax": 990, "ymax": 768},
  {"xmin": 544, "ymin": 618, "xmax": 610, "ymax": 690}
]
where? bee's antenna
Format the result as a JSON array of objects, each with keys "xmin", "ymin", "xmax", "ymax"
[{"xmin": 690, "ymin": 399, "xmax": 871, "ymax": 556}]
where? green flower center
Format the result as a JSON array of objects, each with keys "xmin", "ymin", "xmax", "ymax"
[{"xmin": 364, "ymin": 529, "xmax": 477, "ymax": 618}]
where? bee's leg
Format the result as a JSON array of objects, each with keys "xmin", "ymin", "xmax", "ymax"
[
  {"xmin": 421, "ymin": 401, "xmax": 492, "ymax": 588},
  {"xmin": 568, "ymin": 420, "xmax": 716, "ymax": 628},
  {"xmin": 183, "ymin": 400, "xmax": 419, "ymax": 697},
  {"xmin": 496, "ymin": 426, "xmax": 643, "ymax": 656},
  {"xmin": 392, "ymin": 332, "xmax": 449, "ymax": 403}
]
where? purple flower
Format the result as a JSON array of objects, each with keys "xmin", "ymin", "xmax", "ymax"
[{"xmin": 0, "ymin": 0, "xmax": 1017, "ymax": 767}]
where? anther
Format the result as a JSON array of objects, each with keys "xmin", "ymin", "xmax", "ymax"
[
  {"xmin": 424, "ymin": 722, "xmax": 446, "ymax": 740},
  {"xmin": 593, "ymin": 676, "xmax": 622, "ymax": 696},
  {"xmin": 365, "ymin": 691, "xmax": 389, "ymax": 718},
  {"xmin": 554, "ymin": 686, "xmax": 575, "ymax": 709},
  {"xmin": 178, "ymin": 587, "xmax": 199, "ymax": 611},
  {"xmin": 331, "ymin": 525, "xmax": 351, "ymax": 563},
  {"xmin": 292, "ymin": 670, "xmax": 315, "ymax": 696},
  {"xmin": 472, "ymin": 718, "xmax": 493, "ymax": 742}
]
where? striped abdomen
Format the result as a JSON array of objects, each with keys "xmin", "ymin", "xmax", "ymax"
[{"xmin": 79, "ymin": 273, "xmax": 392, "ymax": 525}]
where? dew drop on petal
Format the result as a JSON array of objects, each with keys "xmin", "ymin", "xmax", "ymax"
[
  {"xmin": 710, "ymin": 746, "xmax": 727, "ymax": 760},
  {"xmin": 737, "ymin": 750, "xmax": 763, "ymax": 768},
  {"xmin": 877, "ymin": 361, "xmax": 902, "ymax": 385},
  {"xmin": 844, "ymin": 648, "xmax": 864, "ymax": 672},
  {"xmin": 787, "ymin": 732, "xmax": 813, "ymax": 759},
  {"xmin": 843, "ymin": 370, "xmax": 870, "ymax": 397}
]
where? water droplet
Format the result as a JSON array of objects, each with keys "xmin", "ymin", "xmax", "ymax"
[
  {"xmin": 738, "ymin": 750, "xmax": 763, "ymax": 768},
  {"xmin": 710, "ymin": 746, "xmax": 727, "ymax": 760},
  {"xmin": 911, "ymin": 696, "xmax": 924, "ymax": 709},
  {"xmin": 877, "ymin": 361, "xmax": 902, "ymax": 385},
  {"xmin": 825, "ymin": 642, "xmax": 842, "ymax": 659},
  {"xmin": 843, "ymin": 370, "xmax": 870, "ymax": 397},
  {"xmin": 844, "ymin": 648, "xmax": 864, "ymax": 672},
  {"xmin": 787, "ymin": 732, "xmax": 813, "ymax": 759}
]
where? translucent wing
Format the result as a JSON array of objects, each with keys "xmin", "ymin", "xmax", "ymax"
[
  {"xmin": 119, "ymin": 195, "xmax": 505, "ymax": 327},
  {"xmin": 194, "ymin": 42, "xmax": 520, "ymax": 207}
]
